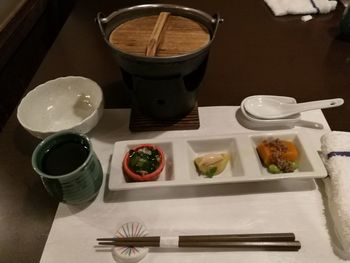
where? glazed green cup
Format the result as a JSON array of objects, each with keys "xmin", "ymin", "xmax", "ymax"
[{"xmin": 32, "ymin": 132, "xmax": 103, "ymax": 205}]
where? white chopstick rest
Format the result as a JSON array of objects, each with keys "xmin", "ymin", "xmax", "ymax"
[
  {"xmin": 112, "ymin": 222, "xmax": 149, "ymax": 263},
  {"xmin": 159, "ymin": 236, "xmax": 179, "ymax": 248}
]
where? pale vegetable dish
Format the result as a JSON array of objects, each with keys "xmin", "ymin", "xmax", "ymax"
[
  {"xmin": 194, "ymin": 153, "xmax": 230, "ymax": 178},
  {"xmin": 256, "ymin": 138, "xmax": 299, "ymax": 174}
]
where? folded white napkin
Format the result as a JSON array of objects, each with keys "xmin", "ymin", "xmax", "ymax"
[
  {"xmin": 321, "ymin": 131, "xmax": 350, "ymax": 259},
  {"xmin": 264, "ymin": 0, "xmax": 337, "ymax": 16}
]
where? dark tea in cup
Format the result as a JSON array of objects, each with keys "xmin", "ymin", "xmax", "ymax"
[
  {"xmin": 32, "ymin": 132, "xmax": 103, "ymax": 204},
  {"xmin": 41, "ymin": 140, "xmax": 90, "ymax": 176}
]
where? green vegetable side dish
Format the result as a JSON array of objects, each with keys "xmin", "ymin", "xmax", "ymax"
[
  {"xmin": 194, "ymin": 153, "xmax": 230, "ymax": 178},
  {"xmin": 128, "ymin": 146, "xmax": 161, "ymax": 175}
]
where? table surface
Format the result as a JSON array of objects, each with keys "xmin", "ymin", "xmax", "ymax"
[
  {"xmin": 40, "ymin": 107, "xmax": 337, "ymax": 263},
  {"xmin": 0, "ymin": 0, "xmax": 350, "ymax": 262}
]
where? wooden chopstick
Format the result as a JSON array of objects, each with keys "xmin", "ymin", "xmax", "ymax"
[
  {"xmin": 97, "ymin": 240, "xmax": 301, "ymax": 251},
  {"xmin": 180, "ymin": 241, "xmax": 301, "ymax": 251},
  {"xmin": 97, "ymin": 232, "xmax": 295, "ymax": 243},
  {"xmin": 145, "ymin": 12, "xmax": 170, "ymax": 56},
  {"xmin": 97, "ymin": 233, "xmax": 301, "ymax": 251}
]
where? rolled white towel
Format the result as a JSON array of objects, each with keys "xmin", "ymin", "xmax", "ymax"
[
  {"xmin": 321, "ymin": 131, "xmax": 350, "ymax": 259},
  {"xmin": 264, "ymin": 0, "xmax": 337, "ymax": 16},
  {"xmin": 340, "ymin": 0, "xmax": 350, "ymax": 7}
]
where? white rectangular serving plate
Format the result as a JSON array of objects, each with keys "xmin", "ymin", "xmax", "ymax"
[{"xmin": 108, "ymin": 130, "xmax": 327, "ymax": 191}]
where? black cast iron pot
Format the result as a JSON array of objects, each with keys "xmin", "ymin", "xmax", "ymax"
[{"xmin": 97, "ymin": 4, "xmax": 222, "ymax": 119}]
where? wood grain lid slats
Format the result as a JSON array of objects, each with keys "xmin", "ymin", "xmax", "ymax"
[{"xmin": 109, "ymin": 14, "xmax": 210, "ymax": 57}]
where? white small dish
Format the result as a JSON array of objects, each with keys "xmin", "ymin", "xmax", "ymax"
[
  {"xmin": 239, "ymin": 95, "xmax": 323, "ymax": 130},
  {"xmin": 108, "ymin": 131, "xmax": 327, "ymax": 192},
  {"xmin": 17, "ymin": 76, "xmax": 104, "ymax": 139},
  {"xmin": 112, "ymin": 222, "xmax": 149, "ymax": 263}
]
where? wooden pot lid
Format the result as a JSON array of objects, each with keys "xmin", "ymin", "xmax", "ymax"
[{"xmin": 109, "ymin": 13, "xmax": 210, "ymax": 57}]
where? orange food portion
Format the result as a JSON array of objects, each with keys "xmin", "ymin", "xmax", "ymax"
[{"xmin": 257, "ymin": 139, "xmax": 298, "ymax": 166}]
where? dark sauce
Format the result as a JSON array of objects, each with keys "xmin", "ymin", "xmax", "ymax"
[{"xmin": 41, "ymin": 141, "xmax": 89, "ymax": 176}]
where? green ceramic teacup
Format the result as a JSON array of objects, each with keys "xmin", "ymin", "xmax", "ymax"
[{"xmin": 32, "ymin": 132, "xmax": 103, "ymax": 205}]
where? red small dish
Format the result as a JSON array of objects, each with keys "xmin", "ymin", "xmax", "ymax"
[{"xmin": 122, "ymin": 144, "xmax": 165, "ymax": 182}]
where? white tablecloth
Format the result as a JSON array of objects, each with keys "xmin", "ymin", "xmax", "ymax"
[{"xmin": 40, "ymin": 106, "xmax": 345, "ymax": 263}]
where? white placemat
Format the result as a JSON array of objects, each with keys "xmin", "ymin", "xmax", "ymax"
[{"xmin": 40, "ymin": 106, "xmax": 344, "ymax": 263}]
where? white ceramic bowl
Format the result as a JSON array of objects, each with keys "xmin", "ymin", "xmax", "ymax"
[{"xmin": 17, "ymin": 76, "xmax": 104, "ymax": 139}]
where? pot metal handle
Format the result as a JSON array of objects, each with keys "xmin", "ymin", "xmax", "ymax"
[
  {"xmin": 97, "ymin": 7, "xmax": 142, "ymax": 37},
  {"xmin": 211, "ymin": 13, "xmax": 224, "ymax": 40},
  {"xmin": 97, "ymin": 9, "xmax": 224, "ymax": 40},
  {"xmin": 96, "ymin": 12, "xmax": 107, "ymax": 37}
]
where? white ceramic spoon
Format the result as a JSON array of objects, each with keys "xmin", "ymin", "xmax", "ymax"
[
  {"xmin": 239, "ymin": 96, "xmax": 324, "ymax": 129},
  {"xmin": 244, "ymin": 96, "xmax": 344, "ymax": 119}
]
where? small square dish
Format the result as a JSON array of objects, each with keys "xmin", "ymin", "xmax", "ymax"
[
  {"xmin": 185, "ymin": 137, "xmax": 243, "ymax": 180},
  {"xmin": 109, "ymin": 139, "xmax": 177, "ymax": 191},
  {"xmin": 108, "ymin": 131, "xmax": 327, "ymax": 192},
  {"xmin": 249, "ymin": 132, "xmax": 326, "ymax": 180}
]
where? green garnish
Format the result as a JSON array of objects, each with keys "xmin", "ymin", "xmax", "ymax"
[
  {"xmin": 268, "ymin": 164, "xmax": 281, "ymax": 174},
  {"xmin": 205, "ymin": 167, "xmax": 217, "ymax": 178},
  {"xmin": 128, "ymin": 147, "xmax": 160, "ymax": 175},
  {"xmin": 291, "ymin": 161, "xmax": 299, "ymax": 170}
]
